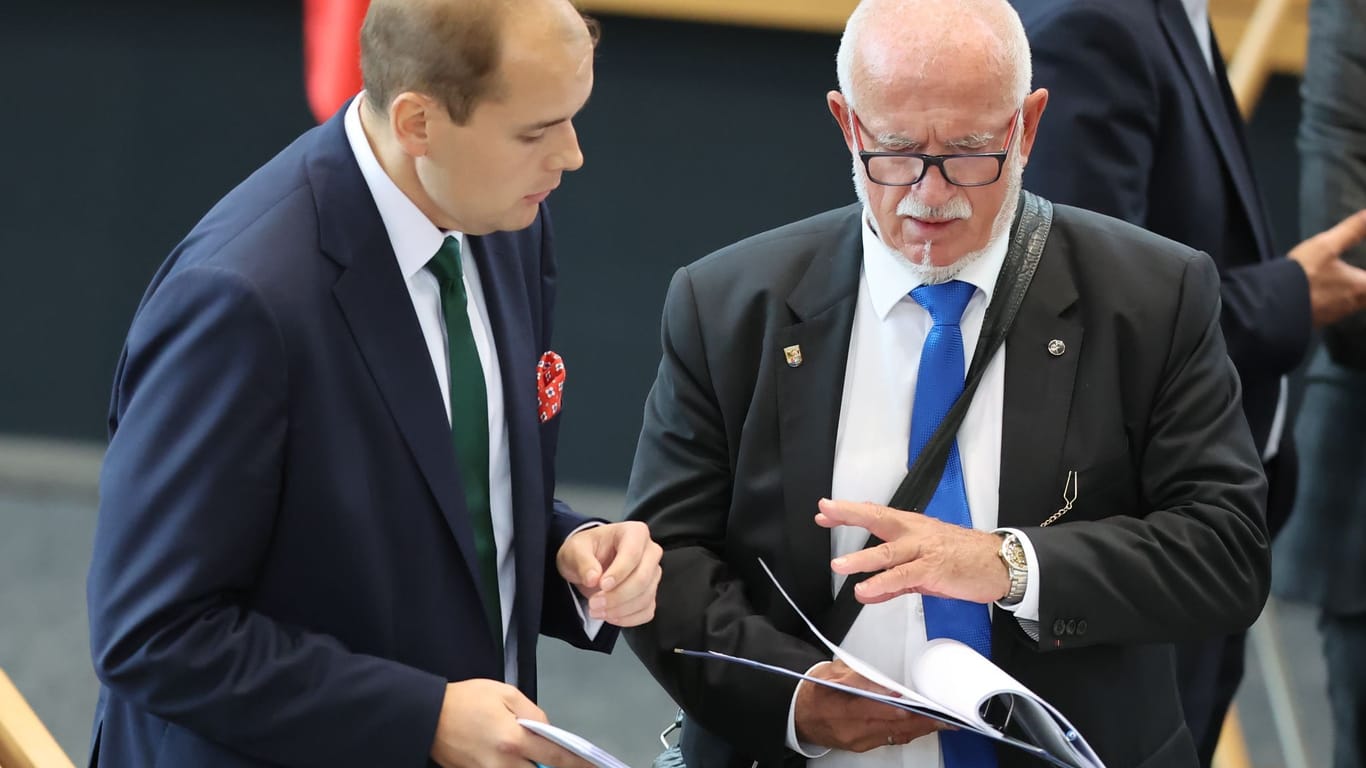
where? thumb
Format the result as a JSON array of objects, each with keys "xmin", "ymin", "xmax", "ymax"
[{"xmin": 558, "ymin": 533, "xmax": 603, "ymax": 589}]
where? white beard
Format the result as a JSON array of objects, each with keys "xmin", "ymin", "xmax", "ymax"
[{"xmin": 853, "ymin": 157, "xmax": 1024, "ymax": 285}]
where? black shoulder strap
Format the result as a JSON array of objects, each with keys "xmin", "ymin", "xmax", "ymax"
[{"xmin": 820, "ymin": 192, "xmax": 1053, "ymax": 643}]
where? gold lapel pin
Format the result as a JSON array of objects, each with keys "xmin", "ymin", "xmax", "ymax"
[
  {"xmin": 1047, "ymin": 339, "xmax": 1066, "ymax": 357},
  {"xmin": 783, "ymin": 345, "xmax": 804, "ymax": 368}
]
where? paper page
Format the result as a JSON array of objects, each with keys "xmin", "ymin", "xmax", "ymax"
[
  {"xmin": 517, "ymin": 719, "xmax": 632, "ymax": 768},
  {"xmin": 911, "ymin": 639, "xmax": 1105, "ymax": 768},
  {"xmin": 672, "ymin": 648, "xmax": 975, "ymax": 729},
  {"xmin": 755, "ymin": 558, "xmax": 942, "ymax": 713},
  {"xmin": 910, "ymin": 638, "xmax": 1023, "ymax": 727}
]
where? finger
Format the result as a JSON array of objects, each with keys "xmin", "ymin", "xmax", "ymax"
[
  {"xmin": 856, "ymin": 560, "xmax": 933, "ymax": 602},
  {"xmin": 598, "ymin": 522, "xmax": 653, "ymax": 591},
  {"xmin": 521, "ymin": 733, "xmax": 597, "ymax": 768},
  {"xmin": 1319, "ymin": 208, "xmax": 1366, "ymax": 254},
  {"xmin": 557, "ymin": 532, "xmax": 602, "ymax": 589},
  {"xmin": 816, "ymin": 499, "xmax": 913, "ymax": 542},
  {"xmin": 596, "ymin": 567, "xmax": 661, "ymax": 624},
  {"xmin": 596, "ymin": 550, "xmax": 660, "ymax": 606},
  {"xmin": 501, "ymin": 688, "xmax": 547, "ymax": 722},
  {"xmin": 832, "ymin": 537, "xmax": 918, "ymax": 575}
]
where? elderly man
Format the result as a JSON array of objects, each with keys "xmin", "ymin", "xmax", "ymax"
[
  {"xmin": 623, "ymin": 0, "xmax": 1268, "ymax": 766},
  {"xmin": 86, "ymin": 1, "xmax": 661, "ymax": 767}
]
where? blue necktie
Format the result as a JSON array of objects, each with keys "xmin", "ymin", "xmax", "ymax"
[{"xmin": 908, "ymin": 280, "xmax": 997, "ymax": 767}]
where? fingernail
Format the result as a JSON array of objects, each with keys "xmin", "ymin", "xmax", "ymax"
[
  {"xmin": 601, "ymin": 575, "xmax": 617, "ymax": 590},
  {"xmin": 832, "ymin": 557, "xmax": 846, "ymax": 568}
]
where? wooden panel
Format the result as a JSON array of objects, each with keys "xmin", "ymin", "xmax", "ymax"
[
  {"xmin": 0, "ymin": 669, "xmax": 74, "ymax": 768},
  {"xmin": 1212, "ymin": 0, "xmax": 1309, "ymax": 74},
  {"xmin": 578, "ymin": 0, "xmax": 1308, "ymax": 77},
  {"xmin": 578, "ymin": 0, "xmax": 856, "ymax": 33}
]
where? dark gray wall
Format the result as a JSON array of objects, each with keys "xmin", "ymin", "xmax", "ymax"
[{"xmin": 0, "ymin": 0, "xmax": 1303, "ymax": 486}]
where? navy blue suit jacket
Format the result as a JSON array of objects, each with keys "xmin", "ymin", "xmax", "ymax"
[
  {"xmin": 86, "ymin": 104, "xmax": 614, "ymax": 767},
  {"xmin": 1013, "ymin": 0, "xmax": 1312, "ymax": 450}
]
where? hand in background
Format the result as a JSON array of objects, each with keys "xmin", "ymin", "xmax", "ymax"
[
  {"xmin": 1288, "ymin": 208, "xmax": 1366, "ymax": 327},
  {"xmin": 429, "ymin": 679, "xmax": 595, "ymax": 768},
  {"xmin": 815, "ymin": 498, "xmax": 1009, "ymax": 605},
  {"xmin": 556, "ymin": 520, "xmax": 662, "ymax": 626},
  {"xmin": 795, "ymin": 660, "xmax": 948, "ymax": 751}
]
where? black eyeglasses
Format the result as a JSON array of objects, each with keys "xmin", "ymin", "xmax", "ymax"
[{"xmin": 850, "ymin": 108, "xmax": 1020, "ymax": 187}]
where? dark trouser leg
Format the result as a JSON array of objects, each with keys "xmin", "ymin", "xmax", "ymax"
[
  {"xmin": 1177, "ymin": 632, "xmax": 1247, "ymax": 767},
  {"xmin": 1321, "ymin": 611, "xmax": 1366, "ymax": 768}
]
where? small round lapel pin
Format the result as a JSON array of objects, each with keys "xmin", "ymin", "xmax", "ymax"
[{"xmin": 1047, "ymin": 339, "xmax": 1066, "ymax": 357}]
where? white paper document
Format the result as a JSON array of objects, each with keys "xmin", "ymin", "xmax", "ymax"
[
  {"xmin": 673, "ymin": 559, "xmax": 1107, "ymax": 768},
  {"xmin": 518, "ymin": 718, "xmax": 633, "ymax": 768}
]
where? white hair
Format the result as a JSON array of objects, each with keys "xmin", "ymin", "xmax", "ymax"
[{"xmin": 836, "ymin": 0, "xmax": 1032, "ymax": 111}]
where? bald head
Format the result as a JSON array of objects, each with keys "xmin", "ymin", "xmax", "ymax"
[
  {"xmin": 836, "ymin": 0, "xmax": 1030, "ymax": 113},
  {"xmin": 361, "ymin": 0, "xmax": 596, "ymax": 124}
]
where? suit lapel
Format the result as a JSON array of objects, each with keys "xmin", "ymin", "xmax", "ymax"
[
  {"xmin": 467, "ymin": 232, "xmax": 546, "ymax": 654},
  {"xmin": 775, "ymin": 206, "xmax": 864, "ymax": 628},
  {"xmin": 1157, "ymin": 0, "xmax": 1275, "ymax": 261},
  {"xmin": 998, "ymin": 233, "xmax": 1082, "ymax": 531},
  {"xmin": 308, "ymin": 112, "xmax": 485, "ymax": 609}
]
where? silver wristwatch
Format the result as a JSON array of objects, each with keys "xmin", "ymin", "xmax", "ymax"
[{"xmin": 997, "ymin": 531, "xmax": 1028, "ymax": 606}]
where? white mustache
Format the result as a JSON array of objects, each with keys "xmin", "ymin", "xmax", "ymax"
[{"xmin": 897, "ymin": 193, "xmax": 973, "ymax": 222}]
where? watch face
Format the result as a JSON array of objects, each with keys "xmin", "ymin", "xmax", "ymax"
[{"xmin": 1004, "ymin": 538, "xmax": 1028, "ymax": 569}]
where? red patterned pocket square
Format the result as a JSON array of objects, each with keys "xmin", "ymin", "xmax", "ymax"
[{"xmin": 536, "ymin": 351, "xmax": 566, "ymax": 423}]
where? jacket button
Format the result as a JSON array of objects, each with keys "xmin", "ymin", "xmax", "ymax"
[
  {"xmin": 1052, "ymin": 619, "xmax": 1067, "ymax": 637},
  {"xmin": 1076, "ymin": 620, "xmax": 1088, "ymax": 636},
  {"xmin": 1066, "ymin": 620, "xmax": 1078, "ymax": 636}
]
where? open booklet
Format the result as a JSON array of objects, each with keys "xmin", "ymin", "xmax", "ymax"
[
  {"xmin": 673, "ymin": 559, "xmax": 1106, "ymax": 768},
  {"xmin": 517, "ymin": 718, "xmax": 633, "ymax": 768}
]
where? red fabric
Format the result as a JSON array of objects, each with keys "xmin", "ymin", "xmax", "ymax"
[
  {"xmin": 304, "ymin": 0, "xmax": 369, "ymax": 124},
  {"xmin": 536, "ymin": 352, "xmax": 567, "ymax": 423}
]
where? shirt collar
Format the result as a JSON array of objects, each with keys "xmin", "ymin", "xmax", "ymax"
[
  {"xmin": 861, "ymin": 208, "xmax": 1011, "ymax": 320},
  {"xmin": 343, "ymin": 94, "xmax": 465, "ymax": 280}
]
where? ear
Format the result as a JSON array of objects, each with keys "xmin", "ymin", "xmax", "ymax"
[
  {"xmin": 390, "ymin": 92, "xmax": 435, "ymax": 159},
  {"xmin": 828, "ymin": 90, "xmax": 857, "ymax": 153},
  {"xmin": 1016, "ymin": 88, "xmax": 1049, "ymax": 167}
]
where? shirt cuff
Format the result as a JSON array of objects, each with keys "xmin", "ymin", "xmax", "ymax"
[
  {"xmin": 566, "ymin": 522, "xmax": 605, "ymax": 641},
  {"xmin": 785, "ymin": 661, "xmax": 835, "ymax": 758},
  {"xmin": 993, "ymin": 528, "xmax": 1041, "ymax": 628}
]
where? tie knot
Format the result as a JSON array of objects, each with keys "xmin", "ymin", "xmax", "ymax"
[
  {"xmin": 910, "ymin": 280, "xmax": 975, "ymax": 326},
  {"xmin": 427, "ymin": 236, "xmax": 463, "ymax": 289}
]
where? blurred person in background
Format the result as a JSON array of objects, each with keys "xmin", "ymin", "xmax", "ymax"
[
  {"xmin": 1274, "ymin": 0, "xmax": 1366, "ymax": 765},
  {"xmin": 1011, "ymin": 0, "xmax": 1366, "ymax": 761},
  {"xmin": 85, "ymin": 1, "xmax": 660, "ymax": 767}
]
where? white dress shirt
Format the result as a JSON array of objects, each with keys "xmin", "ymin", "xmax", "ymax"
[
  {"xmin": 789, "ymin": 213, "xmax": 1040, "ymax": 767},
  {"xmin": 1179, "ymin": 0, "xmax": 1290, "ymax": 461},
  {"xmin": 1181, "ymin": 0, "xmax": 1215, "ymax": 74},
  {"xmin": 344, "ymin": 96, "xmax": 599, "ymax": 686}
]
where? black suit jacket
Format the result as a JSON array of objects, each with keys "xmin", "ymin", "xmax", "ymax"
[
  {"xmin": 86, "ymin": 103, "xmax": 614, "ymax": 767},
  {"xmin": 1013, "ymin": 0, "xmax": 1311, "ymax": 452},
  {"xmin": 624, "ymin": 203, "xmax": 1269, "ymax": 768}
]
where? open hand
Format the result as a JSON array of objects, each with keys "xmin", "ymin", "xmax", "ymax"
[
  {"xmin": 815, "ymin": 499, "xmax": 1008, "ymax": 605},
  {"xmin": 556, "ymin": 520, "xmax": 662, "ymax": 626}
]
